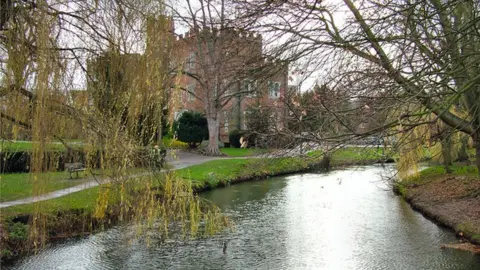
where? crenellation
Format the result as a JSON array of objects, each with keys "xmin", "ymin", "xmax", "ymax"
[{"xmin": 176, "ymin": 26, "xmax": 264, "ymax": 44}]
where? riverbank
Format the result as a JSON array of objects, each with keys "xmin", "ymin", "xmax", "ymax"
[
  {"xmin": 9, "ymin": 165, "xmax": 478, "ymax": 269},
  {"xmin": 395, "ymin": 165, "xmax": 480, "ymax": 252},
  {"xmin": 0, "ymin": 147, "xmax": 385, "ymax": 264}
]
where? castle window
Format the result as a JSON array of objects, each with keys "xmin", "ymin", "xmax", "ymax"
[
  {"xmin": 186, "ymin": 53, "xmax": 195, "ymax": 71},
  {"xmin": 244, "ymin": 79, "xmax": 257, "ymax": 97},
  {"xmin": 224, "ymin": 111, "xmax": 229, "ymax": 132},
  {"xmin": 243, "ymin": 111, "xmax": 249, "ymax": 130},
  {"xmin": 268, "ymin": 81, "xmax": 281, "ymax": 99}
]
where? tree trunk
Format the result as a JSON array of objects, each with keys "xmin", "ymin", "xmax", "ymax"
[
  {"xmin": 441, "ymin": 134, "xmax": 453, "ymax": 174},
  {"xmin": 319, "ymin": 154, "xmax": 331, "ymax": 171},
  {"xmin": 475, "ymin": 133, "xmax": 480, "ymax": 175},
  {"xmin": 205, "ymin": 113, "xmax": 223, "ymax": 156},
  {"xmin": 457, "ymin": 134, "xmax": 470, "ymax": 162}
]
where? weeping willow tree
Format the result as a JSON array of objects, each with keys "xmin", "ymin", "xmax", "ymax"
[
  {"xmin": 395, "ymin": 109, "xmax": 472, "ymax": 179},
  {"xmin": 0, "ymin": 0, "xmax": 228, "ymax": 255}
]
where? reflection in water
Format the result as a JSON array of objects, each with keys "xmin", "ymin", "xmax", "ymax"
[{"xmin": 7, "ymin": 165, "xmax": 480, "ymax": 270}]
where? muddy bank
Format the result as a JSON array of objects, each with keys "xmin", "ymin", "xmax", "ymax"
[{"xmin": 396, "ymin": 174, "xmax": 480, "ymax": 249}]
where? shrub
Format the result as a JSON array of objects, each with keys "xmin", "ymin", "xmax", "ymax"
[
  {"xmin": 229, "ymin": 130, "xmax": 245, "ymax": 148},
  {"xmin": 0, "ymin": 150, "xmax": 93, "ymax": 173},
  {"xmin": 8, "ymin": 222, "xmax": 29, "ymax": 241},
  {"xmin": 162, "ymin": 137, "xmax": 188, "ymax": 149},
  {"xmin": 175, "ymin": 111, "xmax": 209, "ymax": 148}
]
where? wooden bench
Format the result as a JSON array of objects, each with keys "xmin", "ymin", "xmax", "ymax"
[{"xmin": 65, "ymin": 162, "xmax": 86, "ymax": 179}]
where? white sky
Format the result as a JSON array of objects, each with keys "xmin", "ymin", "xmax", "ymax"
[{"xmin": 1, "ymin": 0, "xmax": 349, "ymax": 93}]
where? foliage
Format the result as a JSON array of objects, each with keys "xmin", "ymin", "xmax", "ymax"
[
  {"xmin": 228, "ymin": 130, "xmax": 245, "ymax": 148},
  {"xmin": 394, "ymin": 115, "xmax": 475, "ymax": 178},
  {"xmin": 0, "ymin": 222, "xmax": 29, "ymax": 261},
  {"xmin": 243, "ymin": 106, "xmax": 280, "ymax": 148},
  {"xmin": 162, "ymin": 137, "xmax": 188, "ymax": 149},
  {"xmin": 175, "ymin": 111, "xmax": 209, "ymax": 148},
  {"xmin": 205, "ymin": 172, "xmax": 224, "ymax": 188},
  {"xmin": 7, "ymin": 222, "xmax": 29, "ymax": 241}
]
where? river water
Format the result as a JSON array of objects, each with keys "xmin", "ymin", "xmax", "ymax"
[{"xmin": 7, "ymin": 165, "xmax": 480, "ymax": 269}]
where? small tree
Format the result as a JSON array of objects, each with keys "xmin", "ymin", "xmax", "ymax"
[
  {"xmin": 176, "ymin": 111, "xmax": 208, "ymax": 148},
  {"xmin": 243, "ymin": 106, "xmax": 276, "ymax": 148}
]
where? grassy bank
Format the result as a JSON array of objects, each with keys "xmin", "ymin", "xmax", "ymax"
[
  {"xmin": 177, "ymin": 157, "xmax": 314, "ymax": 190},
  {"xmin": 1, "ymin": 147, "xmax": 386, "ymax": 213},
  {"xmin": 395, "ymin": 165, "xmax": 480, "ymax": 245},
  {"xmin": 1, "ymin": 146, "xmax": 384, "ymax": 203},
  {"xmin": 308, "ymin": 146, "xmax": 388, "ymax": 164},
  {"xmin": 1, "ymin": 157, "xmax": 320, "ymax": 219}
]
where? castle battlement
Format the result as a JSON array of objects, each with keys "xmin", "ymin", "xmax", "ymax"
[{"xmin": 176, "ymin": 26, "xmax": 262, "ymax": 43}]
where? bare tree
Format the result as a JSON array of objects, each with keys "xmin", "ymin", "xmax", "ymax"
[
  {"xmin": 233, "ymin": 0, "xmax": 480, "ymax": 173},
  {"xmin": 168, "ymin": 0, "xmax": 287, "ymax": 155}
]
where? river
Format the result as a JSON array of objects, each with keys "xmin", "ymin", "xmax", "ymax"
[{"xmin": 7, "ymin": 165, "xmax": 480, "ymax": 269}]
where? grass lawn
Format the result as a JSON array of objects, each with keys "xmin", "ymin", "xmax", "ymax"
[
  {"xmin": 332, "ymin": 147, "xmax": 386, "ymax": 163},
  {"xmin": 419, "ymin": 164, "xmax": 478, "ymax": 178},
  {"xmin": 176, "ymin": 159, "xmax": 251, "ymax": 182},
  {"xmin": 308, "ymin": 146, "xmax": 387, "ymax": 163},
  {"xmin": 402, "ymin": 164, "xmax": 479, "ymax": 185},
  {"xmin": 1, "ymin": 186, "xmax": 101, "ymax": 218},
  {"xmin": 0, "ymin": 167, "xmax": 151, "ymax": 203},
  {"xmin": 220, "ymin": 148, "xmax": 264, "ymax": 157},
  {"xmin": 0, "ymin": 171, "xmax": 92, "ymax": 202}
]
